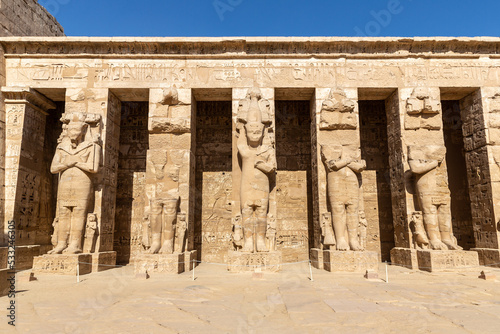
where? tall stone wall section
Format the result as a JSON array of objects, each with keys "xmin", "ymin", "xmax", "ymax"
[{"xmin": 0, "ymin": 0, "xmax": 64, "ymax": 37}]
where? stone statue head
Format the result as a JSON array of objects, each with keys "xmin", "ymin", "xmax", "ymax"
[
  {"xmin": 164, "ymin": 197, "xmax": 179, "ymax": 215},
  {"xmin": 245, "ymin": 121, "xmax": 265, "ymax": 146},
  {"xmin": 67, "ymin": 114, "xmax": 88, "ymax": 146}
]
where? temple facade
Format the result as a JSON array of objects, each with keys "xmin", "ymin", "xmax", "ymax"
[{"xmin": 1, "ymin": 37, "xmax": 500, "ymax": 274}]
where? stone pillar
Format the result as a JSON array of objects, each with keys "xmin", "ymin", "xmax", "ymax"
[
  {"xmin": 132, "ymin": 87, "xmax": 195, "ymax": 275},
  {"xmin": 310, "ymin": 87, "xmax": 379, "ymax": 273},
  {"xmin": 1, "ymin": 87, "xmax": 55, "ymax": 269},
  {"xmin": 228, "ymin": 87, "xmax": 282, "ymax": 272},
  {"xmin": 389, "ymin": 87, "xmax": 478, "ymax": 271},
  {"xmin": 468, "ymin": 88, "xmax": 500, "ymax": 267}
]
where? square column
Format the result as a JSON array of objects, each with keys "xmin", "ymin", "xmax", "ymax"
[
  {"xmin": 1, "ymin": 87, "xmax": 55, "ymax": 269},
  {"xmin": 64, "ymin": 89, "xmax": 121, "ymax": 253},
  {"xmin": 388, "ymin": 87, "xmax": 478, "ymax": 270},
  {"xmin": 467, "ymin": 88, "xmax": 500, "ymax": 266}
]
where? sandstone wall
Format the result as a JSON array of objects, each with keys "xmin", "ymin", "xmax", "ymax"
[{"xmin": 0, "ymin": 0, "xmax": 64, "ymax": 37}]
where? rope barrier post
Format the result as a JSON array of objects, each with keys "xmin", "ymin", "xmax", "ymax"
[
  {"xmin": 309, "ymin": 259, "xmax": 314, "ymax": 282},
  {"xmin": 192, "ymin": 259, "xmax": 195, "ymax": 281},
  {"xmin": 385, "ymin": 261, "xmax": 389, "ymax": 284},
  {"xmin": 77, "ymin": 262, "xmax": 80, "ymax": 284}
]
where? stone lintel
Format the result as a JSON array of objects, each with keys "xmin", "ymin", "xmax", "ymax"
[{"xmin": 1, "ymin": 87, "xmax": 56, "ymax": 114}]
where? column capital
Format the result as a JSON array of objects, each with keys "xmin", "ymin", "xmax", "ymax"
[{"xmin": 1, "ymin": 87, "xmax": 56, "ymax": 114}]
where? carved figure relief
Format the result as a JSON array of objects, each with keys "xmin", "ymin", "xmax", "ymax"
[
  {"xmin": 321, "ymin": 144, "xmax": 366, "ymax": 251},
  {"xmin": 48, "ymin": 112, "xmax": 102, "ymax": 254},
  {"xmin": 235, "ymin": 88, "xmax": 277, "ymax": 253},
  {"xmin": 410, "ymin": 211, "xmax": 429, "ymax": 249},
  {"xmin": 143, "ymin": 149, "xmax": 185, "ymax": 254},
  {"xmin": 408, "ymin": 145, "xmax": 462, "ymax": 250},
  {"xmin": 405, "ymin": 87, "xmax": 442, "ymax": 130},
  {"xmin": 83, "ymin": 213, "xmax": 98, "ymax": 253},
  {"xmin": 149, "ymin": 86, "xmax": 190, "ymax": 133}
]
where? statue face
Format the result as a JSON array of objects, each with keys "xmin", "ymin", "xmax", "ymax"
[
  {"xmin": 245, "ymin": 122, "xmax": 264, "ymax": 144},
  {"xmin": 164, "ymin": 200, "xmax": 178, "ymax": 215},
  {"xmin": 67, "ymin": 122, "xmax": 86, "ymax": 142}
]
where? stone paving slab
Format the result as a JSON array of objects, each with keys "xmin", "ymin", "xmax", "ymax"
[{"xmin": 0, "ymin": 263, "xmax": 498, "ymax": 333}]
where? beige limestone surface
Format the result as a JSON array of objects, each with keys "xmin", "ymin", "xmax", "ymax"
[{"xmin": 1, "ymin": 263, "xmax": 499, "ymax": 333}]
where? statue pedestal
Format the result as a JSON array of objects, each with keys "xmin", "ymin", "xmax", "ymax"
[
  {"xmin": 32, "ymin": 254, "xmax": 92, "ymax": 275},
  {"xmin": 92, "ymin": 251, "xmax": 116, "ymax": 272},
  {"xmin": 227, "ymin": 250, "xmax": 282, "ymax": 273},
  {"xmin": 310, "ymin": 248, "xmax": 324, "ymax": 270},
  {"xmin": 323, "ymin": 250, "xmax": 379, "ymax": 273},
  {"xmin": 471, "ymin": 248, "xmax": 500, "ymax": 268},
  {"xmin": 133, "ymin": 253, "xmax": 185, "ymax": 275},
  {"xmin": 417, "ymin": 250, "xmax": 479, "ymax": 272},
  {"xmin": 390, "ymin": 247, "xmax": 418, "ymax": 269}
]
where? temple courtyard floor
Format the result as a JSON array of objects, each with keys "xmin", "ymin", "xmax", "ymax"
[{"xmin": 1, "ymin": 262, "xmax": 499, "ymax": 333}]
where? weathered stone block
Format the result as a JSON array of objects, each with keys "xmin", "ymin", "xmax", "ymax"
[
  {"xmin": 0, "ymin": 245, "xmax": 41, "ymax": 270},
  {"xmin": 471, "ymin": 248, "xmax": 500, "ymax": 268},
  {"xmin": 310, "ymin": 248, "xmax": 323, "ymax": 270},
  {"xmin": 184, "ymin": 250, "xmax": 198, "ymax": 271},
  {"xmin": 0, "ymin": 268, "xmax": 14, "ymax": 297},
  {"xmin": 390, "ymin": 247, "xmax": 418, "ymax": 269},
  {"xmin": 33, "ymin": 254, "xmax": 92, "ymax": 275},
  {"xmin": 323, "ymin": 250, "xmax": 379, "ymax": 273},
  {"xmin": 92, "ymin": 251, "xmax": 117, "ymax": 272},
  {"xmin": 227, "ymin": 251, "xmax": 282, "ymax": 273},
  {"xmin": 416, "ymin": 250, "xmax": 479, "ymax": 272},
  {"xmin": 133, "ymin": 253, "xmax": 185, "ymax": 275}
]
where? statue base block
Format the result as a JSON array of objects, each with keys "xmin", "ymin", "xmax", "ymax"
[
  {"xmin": 0, "ymin": 268, "xmax": 12, "ymax": 297},
  {"xmin": 471, "ymin": 248, "xmax": 500, "ymax": 268},
  {"xmin": 32, "ymin": 254, "xmax": 92, "ymax": 275},
  {"xmin": 92, "ymin": 251, "xmax": 116, "ymax": 272},
  {"xmin": 323, "ymin": 250, "xmax": 378, "ymax": 273},
  {"xmin": 310, "ymin": 248, "xmax": 324, "ymax": 270},
  {"xmin": 417, "ymin": 250, "xmax": 479, "ymax": 272},
  {"xmin": 184, "ymin": 250, "xmax": 198, "ymax": 271},
  {"xmin": 390, "ymin": 247, "xmax": 418, "ymax": 269},
  {"xmin": 133, "ymin": 253, "xmax": 185, "ymax": 275},
  {"xmin": 227, "ymin": 250, "xmax": 282, "ymax": 273}
]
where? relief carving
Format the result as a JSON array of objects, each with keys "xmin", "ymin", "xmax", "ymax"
[
  {"xmin": 48, "ymin": 112, "xmax": 102, "ymax": 254},
  {"xmin": 407, "ymin": 145, "xmax": 462, "ymax": 250},
  {"xmin": 142, "ymin": 149, "xmax": 186, "ymax": 254},
  {"xmin": 321, "ymin": 144, "xmax": 366, "ymax": 251},
  {"xmin": 405, "ymin": 87, "xmax": 442, "ymax": 130},
  {"xmin": 236, "ymin": 88, "xmax": 277, "ymax": 253}
]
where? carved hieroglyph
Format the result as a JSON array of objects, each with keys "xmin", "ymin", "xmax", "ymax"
[
  {"xmin": 235, "ymin": 88, "xmax": 276, "ymax": 253},
  {"xmin": 49, "ymin": 112, "xmax": 102, "ymax": 254},
  {"xmin": 319, "ymin": 88, "xmax": 367, "ymax": 251},
  {"xmin": 408, "ymin": 145, "xmax": 462, "ymax": 250}
]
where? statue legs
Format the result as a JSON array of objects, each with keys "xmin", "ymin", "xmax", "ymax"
[
  {"xmin": 420, "ymin": 196, "xmax": 448, "ymax": 250},
  {"xmin": 48, "ymin": 206, "xmax": 71, "ymax": 254},
  {"xmin": 331, "ymin": 201, "xmax": 349, "ymax": 251},
  {"xmin": 147, "ymin": 199, "xmax": 163, "ymax": 254},
  {"xmin": 346, "ymin": 201, "xmax": 361, "ymax": 251},
  {"xmin": 438, "ymin": 203, "xmax": 462, "ymax": 250},
  {"xmin": 241, "ymin": 201, "xmax": 269, "ymax": 253},
  {"xmin": 63, "ymin": 206, "xmax": 86, "ymax": 254},
  {"xmin": 159, "ymin": 206, "xmax": 176, "ymax": 254}
]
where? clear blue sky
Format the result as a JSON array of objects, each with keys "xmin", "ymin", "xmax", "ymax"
[{"xmin": 41, "ymin": 0, "xmax": 500, "ymax": 37}]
